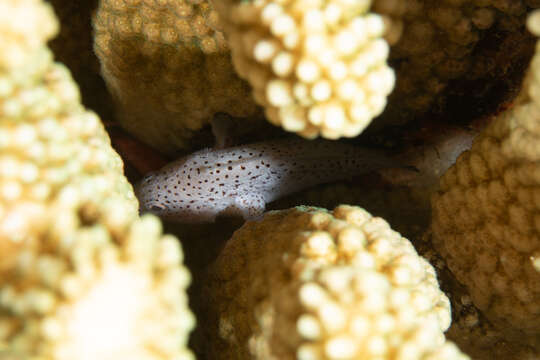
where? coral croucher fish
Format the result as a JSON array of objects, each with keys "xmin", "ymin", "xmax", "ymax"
[{"xmin": 135, "ymin": 139, "xmax": 411, "ymax": 223}]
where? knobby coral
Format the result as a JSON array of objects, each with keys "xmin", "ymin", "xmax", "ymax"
[
  {"xmin": 93, "ymin": 0, "xmax": 259, "ymax": 155},
  {"xmin": 215, "ymin": 0, "xmax": 395, "ymax": 139},
  {"xmin": 200, "ymin": 205, "xmax": 468, "ymax": 359},
  {"xmin": 431, "ymin": 9, "xmax": 540, "ymax": 346},
  {"xmin": 374, "ymin": 0, "xmax": 538, "ymax": 127},
  {"xmin": 0, "ymin": 0, "xmax": 195, "ymax": 358},
  {"xmin": 89, "ymin": 0, "xmax": 538, "ymax": 152},
  {"xmin": 0, "ymin": 214, "xmax": 195, "ymax": 360},
  {"xmin": 5, "ymin": 0, "xmax": 540, "ymax": 358},
  {"xmin": 0, "ymin": 0, "xmax": 135, "ymax": 269}
]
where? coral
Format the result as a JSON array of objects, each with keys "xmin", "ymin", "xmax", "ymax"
[
  {"xmin": 214, "ymin": 0, "xmax": 395, "ymax": 139},
  {"xmin": 0, "ymin": 0, "xmax": 195, "ymax": 358},
  {"xmin": 5, "ymin": 0, "xmax": 540, "ymax": 358},
  {"xmin": 200, "ymin": 205, "xmax": 468, "ymax": 359},
  {"xmin": 92, "ymin": 0, "xmax": 259, "ymax": 155},
  {"xmin": 214, "ymin": 0, "xmax": 537, "ymax": 137},
  {"xmin": 0, "ymin": 34, "xmax": 136, "ymax": 265},
  {"xmin": 0, "ymin": 0, "xmax": 57, "ymax": 70},
  {"xmin": 430, "ymin": 9, "xmax": 540, "ymax": 345},
  {"xmin": 0, "ymin": 214, "xmax": 195, "ymax": 360},
  {"xmin": 374, "ymin": 0, "xmax": 537, "ymax": 127}
]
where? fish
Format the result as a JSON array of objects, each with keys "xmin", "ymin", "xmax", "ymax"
[{"xmin": 135, "ymin": 139, "xmax": 409, "ymax": 223}]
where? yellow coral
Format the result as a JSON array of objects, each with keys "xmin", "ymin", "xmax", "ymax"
[
  {"xmin": 200, "ymin": 205, "xmax": 468, "ymax": 359},
  {"xmin": 430, "ymin": 9, "xmax": 540, "ymax": 345},
  {"xmin": 0, "ymin": 0, "xmax": 135, "ymax": 265},
  {"xmin": 0, "ymin": 1, "xmax": 195, "ymax": 358},
  {"xmin": 214, "ymin": 0, "xmax": 395, "ymax": 139},
  {"xmin": 0, "ymin": 0, "xmax": 58, "ymax": 70},
  {"xmin": 92, "ymin": 0, "xmax": 259, "ymax": 154},
  {"xmin": 0, "ymin": 214, "xmax": 195, "ymax": 360}
]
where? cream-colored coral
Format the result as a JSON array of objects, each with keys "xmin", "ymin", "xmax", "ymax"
[
  {"xmin": 200, "ymin": 205, "xmax": 468, "ymax": 359},
  {"xmin": 0, "ymin": 1, "xmax": 195, "ymax": 358},
  {"xmin": 0, "ymin": 214, "xmax": 195, "ymax": 360},
  {"xmin": 430, "ymin": 9, "xmax": 540, "ymax": 345},
  {"xmin": 93, "ymin": 0, "xmax": 259, "ymax": 154},
  {"xmin": 214, "ymin": 0, "xmax": 395, "ymax": 139},
  {"xmin": 0, "ymin": 0, "xmax": 58, "ymax": 70},
  {"xmin": 0, "ymin": 0, "xmax": 136, "ymax": 266}
]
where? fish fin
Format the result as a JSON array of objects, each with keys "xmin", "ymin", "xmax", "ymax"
[
  {"xmin": 235, "ymin": 193, "xmax": 266, "ymax": 221},
  {"xmin": 211, "ymin": 112, "xmax": 239, "ymax": 149}
]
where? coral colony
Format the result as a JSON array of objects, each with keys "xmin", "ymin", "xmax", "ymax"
[{"xmin": 1, "ymin": 0, "xmax": 540, "ymax": 359}]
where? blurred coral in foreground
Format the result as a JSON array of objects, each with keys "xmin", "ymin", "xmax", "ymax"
[
  {"xmin": 431, "ymin": 9, "xmax": 540, "ymax": 346},
  {"xmin": 200, "ymin": 205, "xmax": 468, "ymax": 359},
  {"xmin": 0, "ymin": 0, "xmax": 195, "ymax": 358},
  {"xmin": 93, "ymin": 0, "xmax": 259, "ymax": 155}
]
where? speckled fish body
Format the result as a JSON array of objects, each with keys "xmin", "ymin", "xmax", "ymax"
[{"xmin": 136, "ymin": 139, "xmax": 402, "ymax": 223}]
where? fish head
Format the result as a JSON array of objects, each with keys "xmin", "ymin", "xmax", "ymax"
[{"xmin": 135, "ymin": 168, "xmax": 218, "ymax": 223}]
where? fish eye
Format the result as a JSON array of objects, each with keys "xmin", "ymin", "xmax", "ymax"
[{"xmin": 150, "ymin": 204, "xmax": 166, "ymax": 211}]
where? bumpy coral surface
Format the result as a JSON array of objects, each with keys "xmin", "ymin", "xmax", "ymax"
[
  {"xmin": 0, "ymin": 214, "xmax": 195, "ymax": 360},
  {"xmin": 0, "ymin": 0, "xmax": 58, "ymax": 70},
  {"xmin": 0, "ymin": 1, "xmax": 195, "ymax": 358},
  {"xmin": 373, "ymin": 0, "xmax": 537, "ymax": 127},
  {"xmin": 0, "ymin": 0, "xmax": 134, "ymax": 265},
  {"xmin": 215, "ymin": 0, "xmax": 395, "ymax": 139},
  {"xmin": 93, "ymin": 0, "xmax": 259, "ymax": 155},
  {"xmin": 0, "ymin": 53, "xmax": 135, "ymax": 268},
  {"xmin": 201, "ymin": 205, "xmax": 468, "ymax": 359},
  {"xmin": 431, "ymin": 10, "xmax": 540, "ymax": 345}
]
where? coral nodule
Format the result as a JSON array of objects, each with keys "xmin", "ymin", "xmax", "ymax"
[
  {"xmin": 200, "ymin": 205, "xmax": 468, "ymax": 360},
  {"xmin": 214, "ymin": 0, "xmax": 395, "ymax": 139},
  {"xmin": 0, "ymin": 0, "xmax": 195, "ymax": 358}
]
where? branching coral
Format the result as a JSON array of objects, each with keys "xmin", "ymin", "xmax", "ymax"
[
  {"xmin": 214, "ymin": 0, "xmax": 395, "ymax": 139},
  {"xmin": 92, "ymin": 0, "xmax": 259, "ymax": 155},
  {"xmin": 0, "ymin": 0, "xmax": 195, "ymax": 358},
  {"xmin": 431, "ymin": 9, "xmax": 540, "ymax": 346},
  {"xmin": 200, "ymin": 205, "xmax": 468, "ymax": 359}
]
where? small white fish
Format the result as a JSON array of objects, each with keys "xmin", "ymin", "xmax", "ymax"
[{"xmin": 135, "ymin": 139, "xmax": 407, "ymax": 223}]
